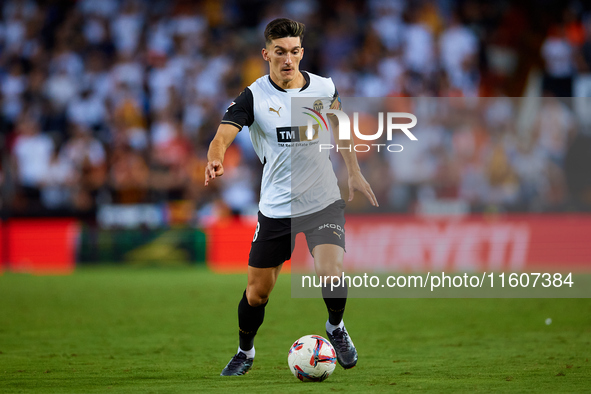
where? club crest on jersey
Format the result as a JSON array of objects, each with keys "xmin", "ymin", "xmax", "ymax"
[{"xmin": 313, "ymin": 99, "xmax": 324, "ymax": 112}]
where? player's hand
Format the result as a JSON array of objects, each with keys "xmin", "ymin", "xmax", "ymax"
[
  {"xmin": 204, "ymin": 160, "xmax": 224, "ymax": 186},
  {"xmin": 348, "ymin": 171, "xmax": 379, "ymax": 207}
]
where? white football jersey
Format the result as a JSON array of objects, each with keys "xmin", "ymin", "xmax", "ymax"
[{"xmin": 222, "ymin": 71, "xmax": 341, "ymax": 218}]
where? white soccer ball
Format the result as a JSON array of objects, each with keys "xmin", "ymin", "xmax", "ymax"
[{"xmin": 287, "ymin": 334, "xmax": 337, "ymax": 382}]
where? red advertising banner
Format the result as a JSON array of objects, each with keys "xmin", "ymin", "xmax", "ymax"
[
  {"xmin": 0, "ymin": 221, "xmax": 3, "ymax": 274},
  {"xmin": 6, "ymin": 219, "xmax": 79, "ymax": 274},
  {"xmin": 292, "ymin": 215, "xmax": 591, "ymax": 273},
  {"xmin": 205, "ymin": 216, "xmax": 296, "ymax": 273}
]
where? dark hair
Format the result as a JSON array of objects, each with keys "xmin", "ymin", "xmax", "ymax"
[{"xmin": 264, "ymin": 18, "xmax": 305, "ymax": 45}]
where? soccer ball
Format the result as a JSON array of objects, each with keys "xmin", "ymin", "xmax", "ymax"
[{"xmin": 287, "ymin": 335, "xmax": 337, "ymax": 382}]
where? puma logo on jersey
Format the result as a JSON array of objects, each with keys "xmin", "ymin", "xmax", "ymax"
[
  {"xmin": 269, "ymin": 106, "xmax": 282, "ymax": 116},
  {"xmin": 333, "ymin": 231, "xmax": 342, "ymax": 239}
]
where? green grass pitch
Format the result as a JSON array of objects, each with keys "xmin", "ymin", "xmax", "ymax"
[{"xmin": 0, "ymin": 266, "xmax": 590, "ymax": 393}]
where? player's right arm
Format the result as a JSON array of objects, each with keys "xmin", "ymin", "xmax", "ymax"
[
  {"xmin": 205, "ymin": 88, "xmax": 254, "ymax": 186},
  {"xmin": 204, "ymin": 124, "xmax": 240, "ymax": 186}
]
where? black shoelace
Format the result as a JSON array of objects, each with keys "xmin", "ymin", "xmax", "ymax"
[
  {"xmin": 228, "ymin": 352, "xmax": 247, "ymax": 367},
  {"xmin": 332, "ymin": 329, "xmax": 349, "ymax": 350}
]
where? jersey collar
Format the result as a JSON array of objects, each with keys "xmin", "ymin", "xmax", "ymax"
[{"xmin": 268, "ymin": 71, "xmax": 310, "ymax": 93}]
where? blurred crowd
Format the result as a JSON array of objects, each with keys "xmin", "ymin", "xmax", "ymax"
[
  {"xmin": 1, "ymin": 0, "xmax": 591, "ymax": 219},
  {"xmin": 341, "ymin": 96, "xmax": 591, "ymax": 215}
]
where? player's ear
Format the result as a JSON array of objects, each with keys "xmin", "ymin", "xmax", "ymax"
[{"xmin": 262, "ymin": 47, "xmax": 270, "ymax": 62}]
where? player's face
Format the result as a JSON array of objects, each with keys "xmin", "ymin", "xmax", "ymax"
[{"xmin": 263, "ymin": 37, "xmax": 304, "ymax": 85}]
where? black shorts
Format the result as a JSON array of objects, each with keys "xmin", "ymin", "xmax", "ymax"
[{"xmin": 248, "ymin": 199, "xmax": 346, "ymax": 268}]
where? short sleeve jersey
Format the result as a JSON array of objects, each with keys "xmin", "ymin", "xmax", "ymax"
[{"xmin": 222, "ymin": 71, "xmax": 341, "ymax": 218}]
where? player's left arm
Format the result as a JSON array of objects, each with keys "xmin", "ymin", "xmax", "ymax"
[{"xmin": 328, "ymin": 93, "xmax": 378, "ymax": 207}]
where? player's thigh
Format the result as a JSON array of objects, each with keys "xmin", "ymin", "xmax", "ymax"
[
  {"xmin": 246, "ymin": 264, "xmax": 283, "ymax": 306},
  {"xmin": 303, "ymin": 199, "xmax": 346, "ymax": 279},
  {"xmin": 246, "ymin": 234, "xmax": 291, "ymax": 306},
  {"xmin": 312, "ymin": 244, "xmax": 344, "ymax": 278}
]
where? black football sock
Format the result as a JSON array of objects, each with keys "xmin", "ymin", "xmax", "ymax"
[
  {"xmin": 322, "ymin": 282, "xmax": 348, "ymax": 325},
  {"xmin": 238, "ymin": 290, "xmax": 267, "ymax": 352}
]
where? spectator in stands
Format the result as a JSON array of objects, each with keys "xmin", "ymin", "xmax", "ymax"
[
  {"xmin": 110, "ymin": 0, "xmax": 144, "ymax": 56},
  {"xmin": 150, "ymin": 111, "xmax": 192, "ymax": 201},
  {"xmin": 110, "ymin": 143, "xmax": 150, "ymax": 204},
  {"xmin": 484, "ymin": 142, "xmax": 520, "ymax": 209},
  {"xmin": 510, "ymin": 136, "xmax": 550, "ymax": 210},
  {"xmin": 60, "ymin": 123, "xmax": 107, "ymax": 211},
  {"xmin": 580, "ymin": 14, "xmax": 591, "ymax": 71},
  {"xmin": 533, "ymin": 96, "xmax": 576, "ymax": 165},
  {"xmin": 1, "ymin": 59, "xmax": 27, "ymax": 123},
  {"xmin": 439, "ymin": 11, "xmax": 479, "ymax": 96},
  {"xmin": 10, "ymin": 116, "xmax": 54, "ymax": 211},
  {"xmin": 541, "ymin": 25, "xmax": 576, "ymax": 96},
  {"xmin": 44, "ymin": 67, "xmax": 78, "ymax": 112},
  {"xmin": 40, "ymin": 144, "xmax": 76, "ymax": 210},
  {"xmin": 67, "ymin": 86, "xmax": 107, "ymax": 132},
  {"xmin": 402, "ymin": 6, "xmax": 435, "ymax": 78}
]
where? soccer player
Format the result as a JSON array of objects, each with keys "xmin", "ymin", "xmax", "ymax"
[{"xmin": 204, "ymin": 18, "xmax": 378, "ymax": 376}]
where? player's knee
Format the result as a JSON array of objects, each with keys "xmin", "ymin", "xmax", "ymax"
[
  {"xmin": 316, "ymin": 266, "xmax": 342, "ymax": 282},
  {"xmin": 246, "ymin": 288, "xmax": 269, "ymax": 307},
  {"xmin": 247, "ymin": 294, "xmax": 269, "ymax": 307}
]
